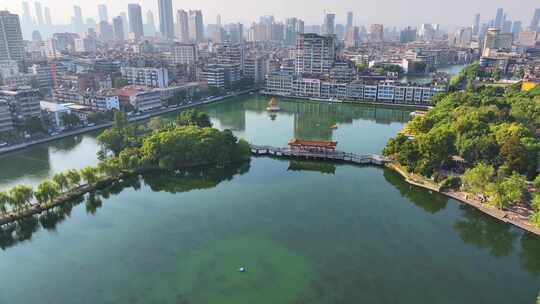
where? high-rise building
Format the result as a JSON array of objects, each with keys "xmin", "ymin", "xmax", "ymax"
[
  {"xmin": 98, "ymin": 5, "xmax": 109, "ymax": 22},
  {"xmin": 473, "ymin": 14, "xmax": 480, "ymax": 36},
  {"xmin": 188, "ymin": 10, "xmax": 204, "ymax": 42},
  {"xmin": 399, "ymin": 26, "xmax": 417, "ymax": 43},
  {"xmin": 494, "ymin": 8, "xmax": 504, "ymax": 29},
  {"xmin": 98, "ymin": 21, "xmax": 114, "ymax": 42},
  {"xmin": 145, "ymin": 10, "xmax": 156, "ymax": 36},
  {"xmin": 511, "ymin": 21, "xmax": 522, "ymax": 36},
  {"xmin": 0, "ymin": 11, "xmax": 25, "ymax": 63},
  {"xmin": 295, "ymin": 33, "xmax": 336, "ymax": 75},
  {"xmin": 482, "ymin": 27, "xmax": 513, "ymax": 57},
  {"xmin": 158, "ymin": 0, "xmax": 174, "ymax": 39},
  {"xmin": 285, "ymin": 18, "xmax": 299, "ymax": 46},
  {"xmin": 322, "ymin": 13, "xmax": 335, "ymax": 35},
  {"xmin": 170, "ymin": 43, "xmax": 198, "ymax": 65},
  {"xmin": 128, "ymin": 4, "xmax": 144, "ymax": 40},
  {"xmin": 345, "ymin": 26, "xmax": 360, "ymax": 48},
  {"xmin": 34, "ymin": 2, "xmax": 44, "ymax": 27},
  {"xmin": 346, "ymin": 12, "xmax": 353, "ymax": 29},
  {"xmin": 531, "ymin": 8, "xmax": 540, "ymax": 32},
  {"xmin": 44, "ymin": 7, "xmax": 52, "ymax": 26},
  {"xmin": 120, "ymin": 12, "xmax": 128, "ymax": 38},
  {"xmin": 369, "ymin": 24, "xmax": 384, "ymax": 42},
  {"xmin": 113, "ymin": 16, "xmax": 125, "ymax": 41},
  {"xmin": 176, "ymin": 10, "xmax": 189, "ymax": 42},
  {"xmin": 225, "ymin": 23, "xmax": 243, "ymax": 44},
  {"xmin": 21, "ymin": 2, "xmax": 33, "ymax": 34},
  {"xmin": 72, "ymin": 6, "xmax": 84, "ymax": 33}
]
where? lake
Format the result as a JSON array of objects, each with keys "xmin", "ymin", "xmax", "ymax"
[{"xmin": 0, "ymin": 96, "xmax": 539, "ymax": 304}]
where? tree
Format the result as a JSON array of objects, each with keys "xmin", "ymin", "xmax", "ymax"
[
  {"xmin": 500, "ymin": 136, "xmax": 528, "ymax": 174},
  {"xmin": 66, "ymin": 169, "xmax": 81, "ymax": 188},
  {"xmin": 97, "ymin": 111, "xmax": 136, "ymax": 156},
  {"xmin": 35, "ymin": 181, "xmax": 60, "ymax": 204},
  {"xmin": 52, "ymin": 173, "xmax": 69, "ymax": 192},
  {"xmin": 9, "ymin": 185, "xmax": 34, "ymax": 211},
  {"xmin": 487, "ymin": 173, "xmax": 527, "ymax": 209},
  {"xmin": 176, "ymin": 109, "xmax": 212, "ymax": 128},
  {"xmin": 97, "ymin": 159, "xmax": 122, "ymax": 178},
  {"xmin": 0, "ymin": 191, "xmax": 10, "ymax": 214},
  {"xmin": 461, "ymin": 163, "xmax": 494, "ymax": 195},
  {"xmin": 80, "ymin": 167, "xmax": 99, "ymax": 186},
  {"xmin": 118, "ymin": 147, "xmax": 143, "ymax": 170},
  {"xmin": 148, "ymin": 117, "xmax": 168, "ymax": 131}
]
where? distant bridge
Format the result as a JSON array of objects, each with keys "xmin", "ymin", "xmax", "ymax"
[{"xmin": 249, "ymin": 145, "xmax": 393, "ymax": 166}]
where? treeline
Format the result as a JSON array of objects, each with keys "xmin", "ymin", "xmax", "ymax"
[
  {"xmin": 0, "ymin": 110, "xmax": 251, "ymax": 220},
  {"xmin": 384, "ymin": 84, "xmax": 540, "ymax": 227}
]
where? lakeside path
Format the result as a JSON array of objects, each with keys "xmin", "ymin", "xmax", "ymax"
[
  {"xmin": 0, "ymin": 89, "xmax": 258, "ymax": 156},
  {"xmin": 387, "ymin": 163, "xmax": 540, "ymax": 237}
]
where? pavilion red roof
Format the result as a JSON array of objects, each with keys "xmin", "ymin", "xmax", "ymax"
[{"xmin": 288, "ymin": 139, "xmax": 338, "ymax": 149}]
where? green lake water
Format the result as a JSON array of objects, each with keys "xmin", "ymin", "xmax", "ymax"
[{"xmin": 0, "ymin": 96, "xmax": 539, "ymax": 304}]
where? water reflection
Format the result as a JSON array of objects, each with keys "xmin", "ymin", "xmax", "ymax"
[
  {"xmin": 0, "ymin": 162, "xmax": 250, "ymax": 250},
  {"xmin": 383, "ymin": 169, "xmax": 447, "ymax": 214},
  {"xmin": 0, "ymin": 146, "xmax": 51, "ymax": 185},
  {"xmin": 49, "ymin": 135, "xmax": 83, "ymax": 152},
  {"xmin": 520, "ymin": 233, "xmax": 540, "ymax": 275},
  {"xmin": 287, "ymin": 160, "xmax": 337, "ymax": 175}
]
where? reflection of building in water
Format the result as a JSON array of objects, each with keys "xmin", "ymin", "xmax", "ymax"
[
  {"xmin": 203, "ymin": 102, "xmax": 246, "ymax": 131},
  {"xmin": 0, "ymin": 145, "xmax": 51, "ymax": 189},
  {"xmin": 287, "ymin": 160, "xmax": 336, "ymax": 175}
]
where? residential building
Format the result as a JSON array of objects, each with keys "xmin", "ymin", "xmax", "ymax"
[
  {"xmin": 482, "ymin": 27, "xmax": 513, "ymax": 57},
  {"xmin": 295, "ymin": 33, "xmax": 336, "ymax": 75},
  {"xmin": 517, "ymin": 31, "xmax": 538, "ymax": 47},
  {"xmin": 121, "ymin": 66, "xmax": 169, "ymax": 88},
  {"xmin": 40, "ymin": 101, "xmax": 71, "ymax": 128},
  {"xmin": 0, "ymin": 11, "xmax": 25, "ymax": 63},
  {"xmin": 531, "ymin": 9, "xmax": 540, "ymax": 32},
  {"xmin": 0, "ymin": 87, "xmax": 41, "ymax": 121},
  {"xmin": 116, "ymin": 85, "xmax": 161, "ymax": 112},
  {"xmin": 98, "ymin": 21, "xmax": 114, "ymax": 42},
  {"xmin": 0, "ymin": 99, "xmax": 13, "ymax": 132},
  {"xmin": 369, "ymin": 24, "xmax": 384, "ymax": 43},
  {"xmin": 170, "ymin": 43, "xmax": 198, "ymax": 65},
  {"xmin": 322, "ymin": 13, "xmax": 335, "ymax": 35},
  {"xmin": 98, "ymin": 4, "xmax": 108, "ymax": 22}
]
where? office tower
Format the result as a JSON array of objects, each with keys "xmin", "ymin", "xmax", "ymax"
[
  {"xmin": 0, "ymin": 11, "xmax": 25, "ymax": 62},
  {"xmin": 323, "ymin": 13, "xmax": 335, "ymax": 35},
  {"xmin": 217, "ymin": 14, "xmax": 222, "ymax": 27},
  {"xmin": 98, "ymin": 5, "xmax": 108, "ymax": 22},
  {"xmin": 399, "ymin": 26, "xmax": 416, "ymax": 43},
  {"xmin": 502, "ymin": 20, "xmax": 513, "ymax": 33},
  {"xmin": 176, "ymin": 10, "xmax": 189, "ymax": 42},
  {"xmin": 72, "ymin": 6, "xmax": 84, "ymax": 32},
  {"xmin": 369, "ymin": 24, "xmax": 384, "ymax": 42},
  {"xmin": 531, "ymin": 8, "xmax": 540, "ymax": 31},
  {"xmin": 98, "ymin": 21, "xmax": 114, "ymax": 42},
  {"xmin": 345, "ymin": 26, "xmax": 360, "ymax": 48},
  {"xmin": 511, "ymin": 21, "xmax": 522, "ymax": 36},
  {"xmin": 34, "ymin": 2, "xmax": 44, "ymax": 27},
  {"xmin": 225, "ymin": 23, "xmax": 243, "ymax": 44},
  {"xmin": 473, "ymin": 14, "xmax": 480, "ymax": 36},
  {"xmin": 188, "ymin": 10, "xmax": 204, "ymax": 42},
  {"xmin": 494, "ymin": 8, "xmax": 504, "ymax": 29},
  {"xmin": 44, "ymin": 7, "xmax": 52, "ymax": 26},
  {"xmin": 144, "ymin": 10, "xmax": 157, "ymax": 36},
  {"xmin": 295, "ymin": 33, "xmax": 336, "ymax": 75},
  {"xmin": 120, "ymin": 12, "xmax": 128, "ymax": 38},
  {"xmin": 483, "ymin": 28, "xmax": 513, "ymax": 57},
  {"xmin": 297, "ymin": 19, "xmax": 305, "ymax": 34},
  {"xmin": 32, "ymin": 30, "xmax": 42, "ymax": 41},
  {"xmin": 113, "ymin": 16, "xmax": 125, "ymax": 41},
  {"xmin": 158, "ymin": 0, "xmax": 174, "ymax": 39},
  {"xmin": 285, "ymin": 18, "xmax": 298, "ymax": 46},
  {"xmin": 346, "ymin": 12, "xmax": 353, "ymax": 29},
  {"xmin": 128, "ymin": 4, "xmax": 144, "ymax": 40},
  {"xmin": 22, "ymin": 2, "xmax": 32, "ymax": 27}
]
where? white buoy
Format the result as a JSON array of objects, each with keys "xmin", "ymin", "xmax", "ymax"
[{"xmin": 238, "ymin": 267, "xmax": 246, "ymax": 272}]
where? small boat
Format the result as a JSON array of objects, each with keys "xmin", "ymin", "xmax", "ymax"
[
  {"xmin": 330, "ymin": 124, "xmax": 338, "ymax": 129},
  {"xmin": 238, "ymin": 267, "xmax": 247, "ymax": 273},
  {"xmin": 266, "ymin": 97, "xmax": 281, "ymax": 112}
]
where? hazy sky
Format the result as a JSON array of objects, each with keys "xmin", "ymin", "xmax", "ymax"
[{"xmin": 0, "ymin": 0, "xmax": 536, "ymax": 28}]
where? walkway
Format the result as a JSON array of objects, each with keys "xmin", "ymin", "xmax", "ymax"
[{"xmin": 249, "ymin": 145, "xmax": 392, "ymax": 166}]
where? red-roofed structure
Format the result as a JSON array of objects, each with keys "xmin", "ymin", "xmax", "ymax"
[{"xmin": 288, "ymin": 138, "xmax": 338, "ymax": 152}]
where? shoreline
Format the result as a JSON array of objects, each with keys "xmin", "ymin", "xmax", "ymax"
[
  {"xmin": 386, "ymin": 163, "xmax": 540, "ymax": 237},
  {"xmin": 260, "ymin": 92, "xmax": 432, "ymax": 111},
  {"xmin": 0, "ymin": 88, "xmax": 258, "ymax": 157}
]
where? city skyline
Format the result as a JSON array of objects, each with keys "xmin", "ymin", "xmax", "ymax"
[{"xmin": 1, "ymin": 0, "xmax": 535, "ymax": 28}]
